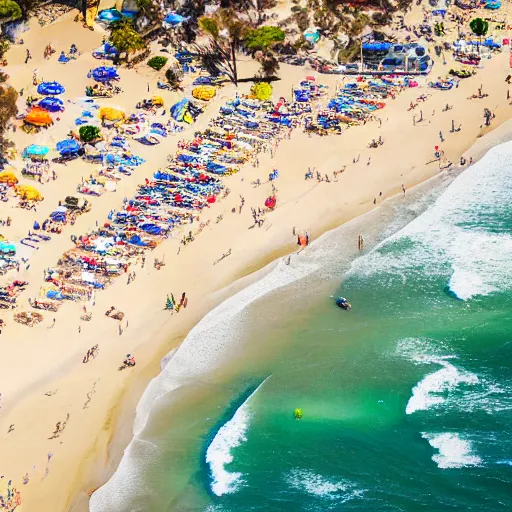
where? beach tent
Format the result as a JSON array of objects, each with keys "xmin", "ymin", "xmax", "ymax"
[
  {"xmin": 92, "ymin": 66, "xmax": 119, "ymax": 83},
  {"xmin": 99, "ymin": 106, "xmax": 125, "ymax": 122},
  {"xmin": 170, "ymin": 98, "xmax": 189, "ymax": 122},
  {"xmin": 56, "ymin": 139, "xmax": 82, "ymax": 156},
  {"xmin": 170, "ymin": 98, "xmax": 201, "ymax": 123},
  {"xmin": 38, "ymin": 97, "xmax": 64, "ymax": 112},
  {"xmin": 24, "ymin": 107, "xmax": 53, "ymax": 127},
  {"xmin": 15, "ymin": 184, "xmax": 43, "ymax": 201},
  {"xmin": 0, "ymin": 170, "xmax": 18, "ymax": 184},
  {"xmin": 37, "ymin": 81, "xmax": 65, "ymax": 95},
  {"xmin": 23, "ymin": 145, "xmax": 49, "ymax": 158}
]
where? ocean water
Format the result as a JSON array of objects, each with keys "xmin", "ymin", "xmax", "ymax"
[{"xmin": 91, "ymin": 141, "xmax": 512, "ymax": 512}]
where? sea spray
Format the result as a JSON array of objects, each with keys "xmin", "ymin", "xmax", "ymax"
[{"xmin": 206, "ymin": 377, "xmax": 270, "ymax": 496}]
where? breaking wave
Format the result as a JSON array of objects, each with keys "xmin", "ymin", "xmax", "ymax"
[
  {"xmin": 349, "ymin": 141, "xmax": 512, "ymax": 300},
  {"xmin": 91, "ymin": 255, "xmax": 318, "ymax": 511},
  {"xmin": 422, "ymin": 433, "xmax": 482, "ymax": 469},
  {"xmin": 206, "ymin": 378, "xmax": 269, "ymax": 496}
]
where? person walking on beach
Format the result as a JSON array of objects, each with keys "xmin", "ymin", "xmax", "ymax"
[
  {"xmin": 402, "ymin": 184, "xmax": 406, "ymax": 196},
  {"xmin": 439, "ymin": 131, "xmax": 444, "ymax": 142},
  {"xmin": 25, "ymin": 49, "xmax": 31, "ymax": 64}
]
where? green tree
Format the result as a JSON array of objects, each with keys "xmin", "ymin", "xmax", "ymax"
[
  {"xmin": 244, "ymin": 26, "xmax": 285, "ymax": 51},
  {"xmin": 147, "ymin": 56, "xmax": 168, "ymax": 70},
  {"xmin": 198, "ymin": 9, "xmax": 248, "ymax": 85},
  {"xmin": 79, "ymin": 125, "xmax": 101, "ymax": 142},
  {"xmin": 109, "ymin": 18, "xmax": 146, "ymax": 60},
  {"xmin": 469, "ymin": 17, "xmax": 488, "ymax": 40},
  {"xmin": 0, "ymin": 0, "xmax": 22, "ymax": 20}
]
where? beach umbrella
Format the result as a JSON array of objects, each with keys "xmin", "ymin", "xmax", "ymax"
[
  {"xmin": 24, "ymin": 107, "xmax": 53, "ymax": 127},
  {"xmin": 38, "ymin": 97, "xmax": 64, "ymax": 112},
  {"xmin": 16, "ymin": 184, "xmax": 43, "ymax": 201},
  {"xmin": 37, "ymin": 81, "xmax": 65, "ymax": 95},
  {"xmin": 23, "ymin": 145, "xmax": 49, "ymax": 157},
  {"xmin": 56, "ymin": 139, "xmax": 81, "ymax": 156},
  {"xmin": 97, "ymin": 8, "xmax": 122, "ymax": 22},
  {"xmin": 92, "ymin": 66, "xmax": 119, "ymax": 83},
  {"xmin": 0, "ymin": 170, "xmax": 18, "ymax": 184},
  {"xmin": 164, "ymin": 12, "xmax": 186, "ymax": 26},
  {"xmin": 99, "ymin": 107, "xmax": 125, "ymax": 122},
  {"xmin": 192, "ymin": 85, "xmax": 216, "ymax": 101}
]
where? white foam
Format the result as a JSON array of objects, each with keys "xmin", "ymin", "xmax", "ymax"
[
  {"xmin": 350, "ymin": 140, "xmax": 512, "ymax": 300},
  {"xmin": 422, "ymin": 433, "xmax": 482, "ymax": 469},
  {"xmin": 286, "ymin": 469, "xmax": 364, "ymax": 502},
  {"xmin": 132, "ymin": 259, "xmax": 318, "ymax": 437},
  {"xmin": 90, "ymin": 258, "xmax": 315, "ymax": 512},
  {"xmin": 406, "ymin": 359, "xmax": 479, "ymax": 415},
  {"xmin": 448, "ymin": 266, "xmax": 499, "ymax": 300},
  {"xmin": 206, "ymin": 377, "xmax": 269, "ymax": 496},
  {"xmin": 398, "ymin": 338, "xmax": 479, "ymax": 415},
  {"xmin": 399, "ymin": 338, "xmax": 510, "ymax": 416}
]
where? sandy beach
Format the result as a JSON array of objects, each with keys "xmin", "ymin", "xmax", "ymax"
[{"xmin": 0, "ymin": 4, "xmax": 511, "ymax": 511}]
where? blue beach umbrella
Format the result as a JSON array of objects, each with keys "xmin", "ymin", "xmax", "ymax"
[
  {"xmin": 23, "ymin": 145, "xmax": 49, "ymax": 157},
  {"xmin": 37, "ymin": 81, "xmax": 65, "ymax": 95},
  {"xmin": 56, "ymin": 139, "xmax": 81, "ymax": 156}
]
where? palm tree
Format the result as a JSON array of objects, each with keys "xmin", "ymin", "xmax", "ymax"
[{"xmin": 197, "ymin": 9, "xmax": 249, "ymax": 85}]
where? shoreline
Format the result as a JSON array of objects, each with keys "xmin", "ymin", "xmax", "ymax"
[
  {"xmin": 0, "ymin": 10, "xmax": 511, "ymax": 511},
  {"xmin": 86, "ymin": 115, "xmax": 512, "ymax": 511}
]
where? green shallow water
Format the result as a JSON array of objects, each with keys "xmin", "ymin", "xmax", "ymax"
[{"xmin": 91, "ymin": 143, "xmax": 512, "ymax": 512}]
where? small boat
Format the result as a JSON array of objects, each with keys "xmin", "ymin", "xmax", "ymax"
[{"xmin": 335, "ymin": 297, "xmax": 352, "ymax": 310}]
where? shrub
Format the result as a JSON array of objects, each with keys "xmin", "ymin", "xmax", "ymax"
[
  {"xmin": 166, "ymin": 66, "xmax": 183, "ymax": 85},
  {"xmin": 0, "ymin": 0, "xmax": 21, "ymax": 19},
  {"xmin": 251, "ymin": 82, "xmax": 272, "ymax": 101},
  {"xmin": 0, "ymin": 38, "xmax": 9, "ymax": 58},
  {"xmin": 469, "ymin": 17, "xmax": 488, "ymax": 38},
  {"xmin": 79, "ymin": 125, "xmax": 101, "ymax": 142},
  {"xmin": 147, "ymin": 56, "xmax": 168, "ymax": 70},
  {"xmin": 110, "ymin": 18, "xmax": 146, "ymax": 58},
  {"xmin": 244, "ymin": 26, "xmax": 285, "ymax": 51}
]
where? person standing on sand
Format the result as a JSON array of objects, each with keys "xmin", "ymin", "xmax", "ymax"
[
  {"xmin": 25, "ymin": 49, "xmax": 31, "ymax": 64},
  {"xmin": 402, "ymin": 184, "xmax": 406, "ymax": 196}
]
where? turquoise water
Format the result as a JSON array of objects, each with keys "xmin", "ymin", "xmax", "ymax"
[{"xmin": 91, "ymin": 142, "xmax": 512, "ymax": 512}]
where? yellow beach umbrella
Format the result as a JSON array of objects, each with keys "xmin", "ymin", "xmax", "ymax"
[
  {"xmin": 15, "ymin": 184, "xmax": 43, "ymax": 201},
  {"xmin": 192, "ymin": 85, "xmax": 216, "ymax": 101},
  {"xmin": 0, "ymin": 170, "xmax": 18, "ymax": 184},
  {"xmin": 99, "ymin": 107, "xmax": 125, "ymax": 122}
]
